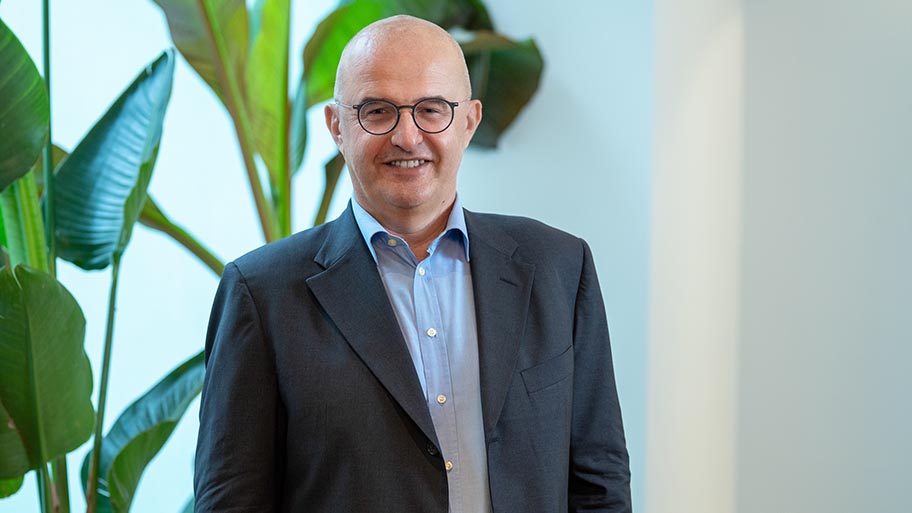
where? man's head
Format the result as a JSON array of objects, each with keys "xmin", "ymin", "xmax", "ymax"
[{"xmin": 325, "ymin": 15, "xmax": 482, "ymax": 230}]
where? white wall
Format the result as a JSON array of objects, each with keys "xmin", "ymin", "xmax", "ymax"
[{"xmin": 649, "ymin": 1, "xmax": 742, "ymax": 512}]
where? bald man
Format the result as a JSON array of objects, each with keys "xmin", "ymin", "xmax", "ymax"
[{"xmin": 194, "ymin": 15, "xmax": 631, "ymax": 513}]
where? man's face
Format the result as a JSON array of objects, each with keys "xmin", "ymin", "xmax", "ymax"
[{"xmin": 325, "ymin": 34, "xmax": 482, "ymax": 225}]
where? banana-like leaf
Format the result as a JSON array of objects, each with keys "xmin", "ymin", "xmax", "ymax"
[
  {"xmin": 0, "ymin": 202, "xmax": 6, "ymax": 253},
  {"xmin": 0, "ymin": 19, "xmax": 49, "ymax": 192},
  {"xmin": 462, "ymin": 32, "xmax": 543, "ymax": 148},
  {"xmin": 289, "ymin": 76, "xmax": 308, "ymax": 175},
  {"xmin": 0, "ymin": 188, "xmax": 26, "ymax": 268},
  {"xmin": 301, "ymin": 0, "xmax": 494, "ymax": 109},
  {"xmin": 0, "ymin": 398, "xmax": 29, "ymax": 478},
  {"xmin": 0, "ymin": 265, "xmax": 93, "ymax": 474},
  {"xmin": 150, "ymin": 0, "xmax": 248, "ymax": 105},
  {"xmin": 80, "ymin": 351, "xmax": 205, "ymax": 513},
  {"xmin": 0, "ymin": 475, "xmax": 24, "ymax": 498},
  {"xmin": 54, "ymin": 51, "xmax": 175, "ymax": 270},
  {"xmin": 246, "ymin": 0, "xmax": 290, "ymax": 196}
]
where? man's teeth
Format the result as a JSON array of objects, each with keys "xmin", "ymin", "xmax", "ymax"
[{"xmin": 390, "ymin": 160, "xmax": 426, "ymax": 168}]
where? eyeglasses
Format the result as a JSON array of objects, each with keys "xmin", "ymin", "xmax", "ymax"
[{"xmin": 334, "ymin": 98, "xmax": 467, "ymax": 135}]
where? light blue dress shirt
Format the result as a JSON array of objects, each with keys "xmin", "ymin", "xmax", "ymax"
[{"xmin": 352, "ymin": 197, "xmax": 493, "ymax": 513}]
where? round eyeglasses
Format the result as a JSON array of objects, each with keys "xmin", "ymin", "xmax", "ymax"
[{"xmin": 335, "ymin": 98, "xmax": 467, "ymax": 135}]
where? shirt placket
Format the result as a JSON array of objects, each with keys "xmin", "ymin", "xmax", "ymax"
[{"xmin": 413, "ymin": 254, "xmax": 462, "ymax": 512}]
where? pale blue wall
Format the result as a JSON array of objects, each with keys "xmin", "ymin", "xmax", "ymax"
[{"xmin": 0, "ymin": 1, "xmax": 651, "ymax": 512}]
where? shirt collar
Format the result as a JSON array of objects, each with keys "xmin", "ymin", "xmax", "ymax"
[{"xmin": 351, "ymin": 195, "xmax": 471, "ymax": 263}]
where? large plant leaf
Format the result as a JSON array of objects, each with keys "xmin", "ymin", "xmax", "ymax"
[
  {"xmin": 80, "ymin": 351, "xmax": 205, "ymax": 513},
  {"xmin": 0, "ymin": 475, "xmax": 24, "ymax": 498},
  {"xmin": 289, "ymin": 76, "xmax": 308, "ymax": 175},
  {"xmin": 0, "ymin": 398, "xmax": 29, "ymax": 478},
  {"xmin": 461, "ymin": 32, "xmax": 543, "ymax": 148},
  {"xmin": 0, "ymin": 265, "xmax": 92, "ymax": 474},
  {"xmin": 149, "ymin": 0, "xmax": 248, "ymax": 105},
  {"xmin": 246, "ymin": 0, "xmax": 290, "ymax": 192},
  {"xmin": 301, "ymin": 0, "xmax": 494, "ymax": 109},
  {"xmin": 54, "ymin": 51, "xmax": 175, "ymax": 270},
  {"xmin": 0, "ymin": 19, "xmax": 49, "ymax": 192}
]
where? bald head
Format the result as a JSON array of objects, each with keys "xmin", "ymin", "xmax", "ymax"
[{"xmin": 333, "ymin": 15, "xmax": 472, "ymax": 100}]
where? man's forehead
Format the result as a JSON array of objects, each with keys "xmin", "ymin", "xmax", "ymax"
[{"xmin": 338, "ymin": 44, "xmax": 467, "ymax": 103}]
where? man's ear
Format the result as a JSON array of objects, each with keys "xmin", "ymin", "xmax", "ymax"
[
  {"xmin": 325, "ymin": 104, "xmax": 344, "ymax": 151},
  {"xmin": 462, "ymin": 99, "xmax": 483, "ymax": 148}
]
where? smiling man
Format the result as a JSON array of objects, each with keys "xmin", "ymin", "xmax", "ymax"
[{"xmin": 194, "ymin": 15, "xmax": 631, "ymax": 513}]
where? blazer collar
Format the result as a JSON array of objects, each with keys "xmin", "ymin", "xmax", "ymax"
[
  {"xmin": 307, "ymin": 203, "xmax": 439, "ymax": 447},
  {"xmin": 464, "ymin": 210, "xmax": 535, "ymax": 439}
]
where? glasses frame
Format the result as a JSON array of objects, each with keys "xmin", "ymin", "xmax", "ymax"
[{"xmin": 334, "ymin": 98, "xmax": 468, "ymax": 136}]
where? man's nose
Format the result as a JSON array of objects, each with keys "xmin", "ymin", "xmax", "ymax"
[{"xmin": 390, "ymin": 108, "xmax": 424, "ymax": 149}]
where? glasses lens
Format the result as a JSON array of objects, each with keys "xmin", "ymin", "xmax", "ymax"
[
  {"xmin": 358, "ymin": 100, "xmax": 398, "ymax": 134},
  {"xmin": 414, "ymin": 99, "xmax": 454, "ymax": 133}
]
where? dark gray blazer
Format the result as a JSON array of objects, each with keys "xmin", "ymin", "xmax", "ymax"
[{"xmin": 194, "ymin": 205, "xmax": 631, "ymax": 513}]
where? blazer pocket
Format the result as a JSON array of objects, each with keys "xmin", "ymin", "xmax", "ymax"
[{"xmin": 521, "ymin": 345, "xmax": 574, "ymax": 394}]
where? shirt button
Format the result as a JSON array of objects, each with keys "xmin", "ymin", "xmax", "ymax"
[
  {"xmin": 417, "ymin": 267, "xmax": 426, "ymax": 276},
  {"xmin": 445, "ymin": 461, "xmax": 454, "ymax": 472},
  {"xmin": 436, "ymin": 394, "xmax": 447, "ymax": 405},
  {"xmin": 426, "ymin": 327, "xmax": 437, "ymax": 337},
  {"xmin": 426, "ymin": 444, "xmax": 438, "ymax": 456},
  {"xmin": 387, "ymin": 238, "xmax": 397, "ymax": 247}
]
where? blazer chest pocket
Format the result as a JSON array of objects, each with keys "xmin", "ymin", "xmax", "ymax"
[{"xmin": 521, "ymin": 345, "xmax": 574, "ymax": 394}]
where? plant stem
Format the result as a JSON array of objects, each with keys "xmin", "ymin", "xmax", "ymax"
[
  {"xmin": 314, "ymin": 152, "xmax": 345, "ymax": 226},
  {"xmin": 196, "ymin": 0, "xmax": 278, "ymax": 242},
  {"xmin": 42, "ymin": 0, "xmax": 56, "ymax": 276},
  {"xmin": 85, "ymin": 257, "xmax": 121, "ymax": 513},
  {"xmin": 52, "ymin": 457, "xmax": 70, "ymax": 513},
  {"xmin": 36, "ymin": 464, "xmax": 53, "ymax": 513},
  {"xmin": 138, "ymin": 208, "xmax": 224, "ymax": 277}
]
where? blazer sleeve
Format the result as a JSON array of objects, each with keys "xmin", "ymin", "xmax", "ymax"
[
  {"xmin": 568, "ymin": 240, "xmax": 632, "ymax": 512},
  {"xmin": 194, "ymin": 262, "xmax": 283, "ymax": 513}
]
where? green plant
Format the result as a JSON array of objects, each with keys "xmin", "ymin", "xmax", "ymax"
[
  {"xmin": 0, "ymin": 10, "xmax": 184, "ymax": 513},
  {"xmin": 0, "ymin": 0, "xmax": 543, "ymax": 511}
]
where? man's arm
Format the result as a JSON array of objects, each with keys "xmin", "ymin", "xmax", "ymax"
[
  {"xmin": 194, "ymin": 262, "xmax": 282, "ymax": 513},
  {"xmin": 568, "ymin": 240, "xmax": 632, "ymax": 512}
]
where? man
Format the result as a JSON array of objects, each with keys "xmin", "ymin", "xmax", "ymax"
[{"xmin": 194, "ymin": 15, "xmax": 631, "ymax": 513}]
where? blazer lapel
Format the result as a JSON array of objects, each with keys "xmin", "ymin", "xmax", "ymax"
[
  {"xmin": 465, "ymin": 211, "xmax": 535, "ymax": 439},
  {"xmin": 306, "ymin": 205, "xmax": 438, "ymax": 447}
]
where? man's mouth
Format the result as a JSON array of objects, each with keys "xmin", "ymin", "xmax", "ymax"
[{"xmin": 388, "ymin": 159, "xmax": 427, "ymax": 169}]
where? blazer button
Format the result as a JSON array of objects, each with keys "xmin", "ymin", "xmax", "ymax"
[{"xmin": 426, "ymin": 444, "xmax": 438, "ymax": 456}]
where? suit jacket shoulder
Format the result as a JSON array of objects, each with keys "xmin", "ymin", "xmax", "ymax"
[{"xmin": 465, "ymin": 210, "xmax": 590, "ymax": 290}]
